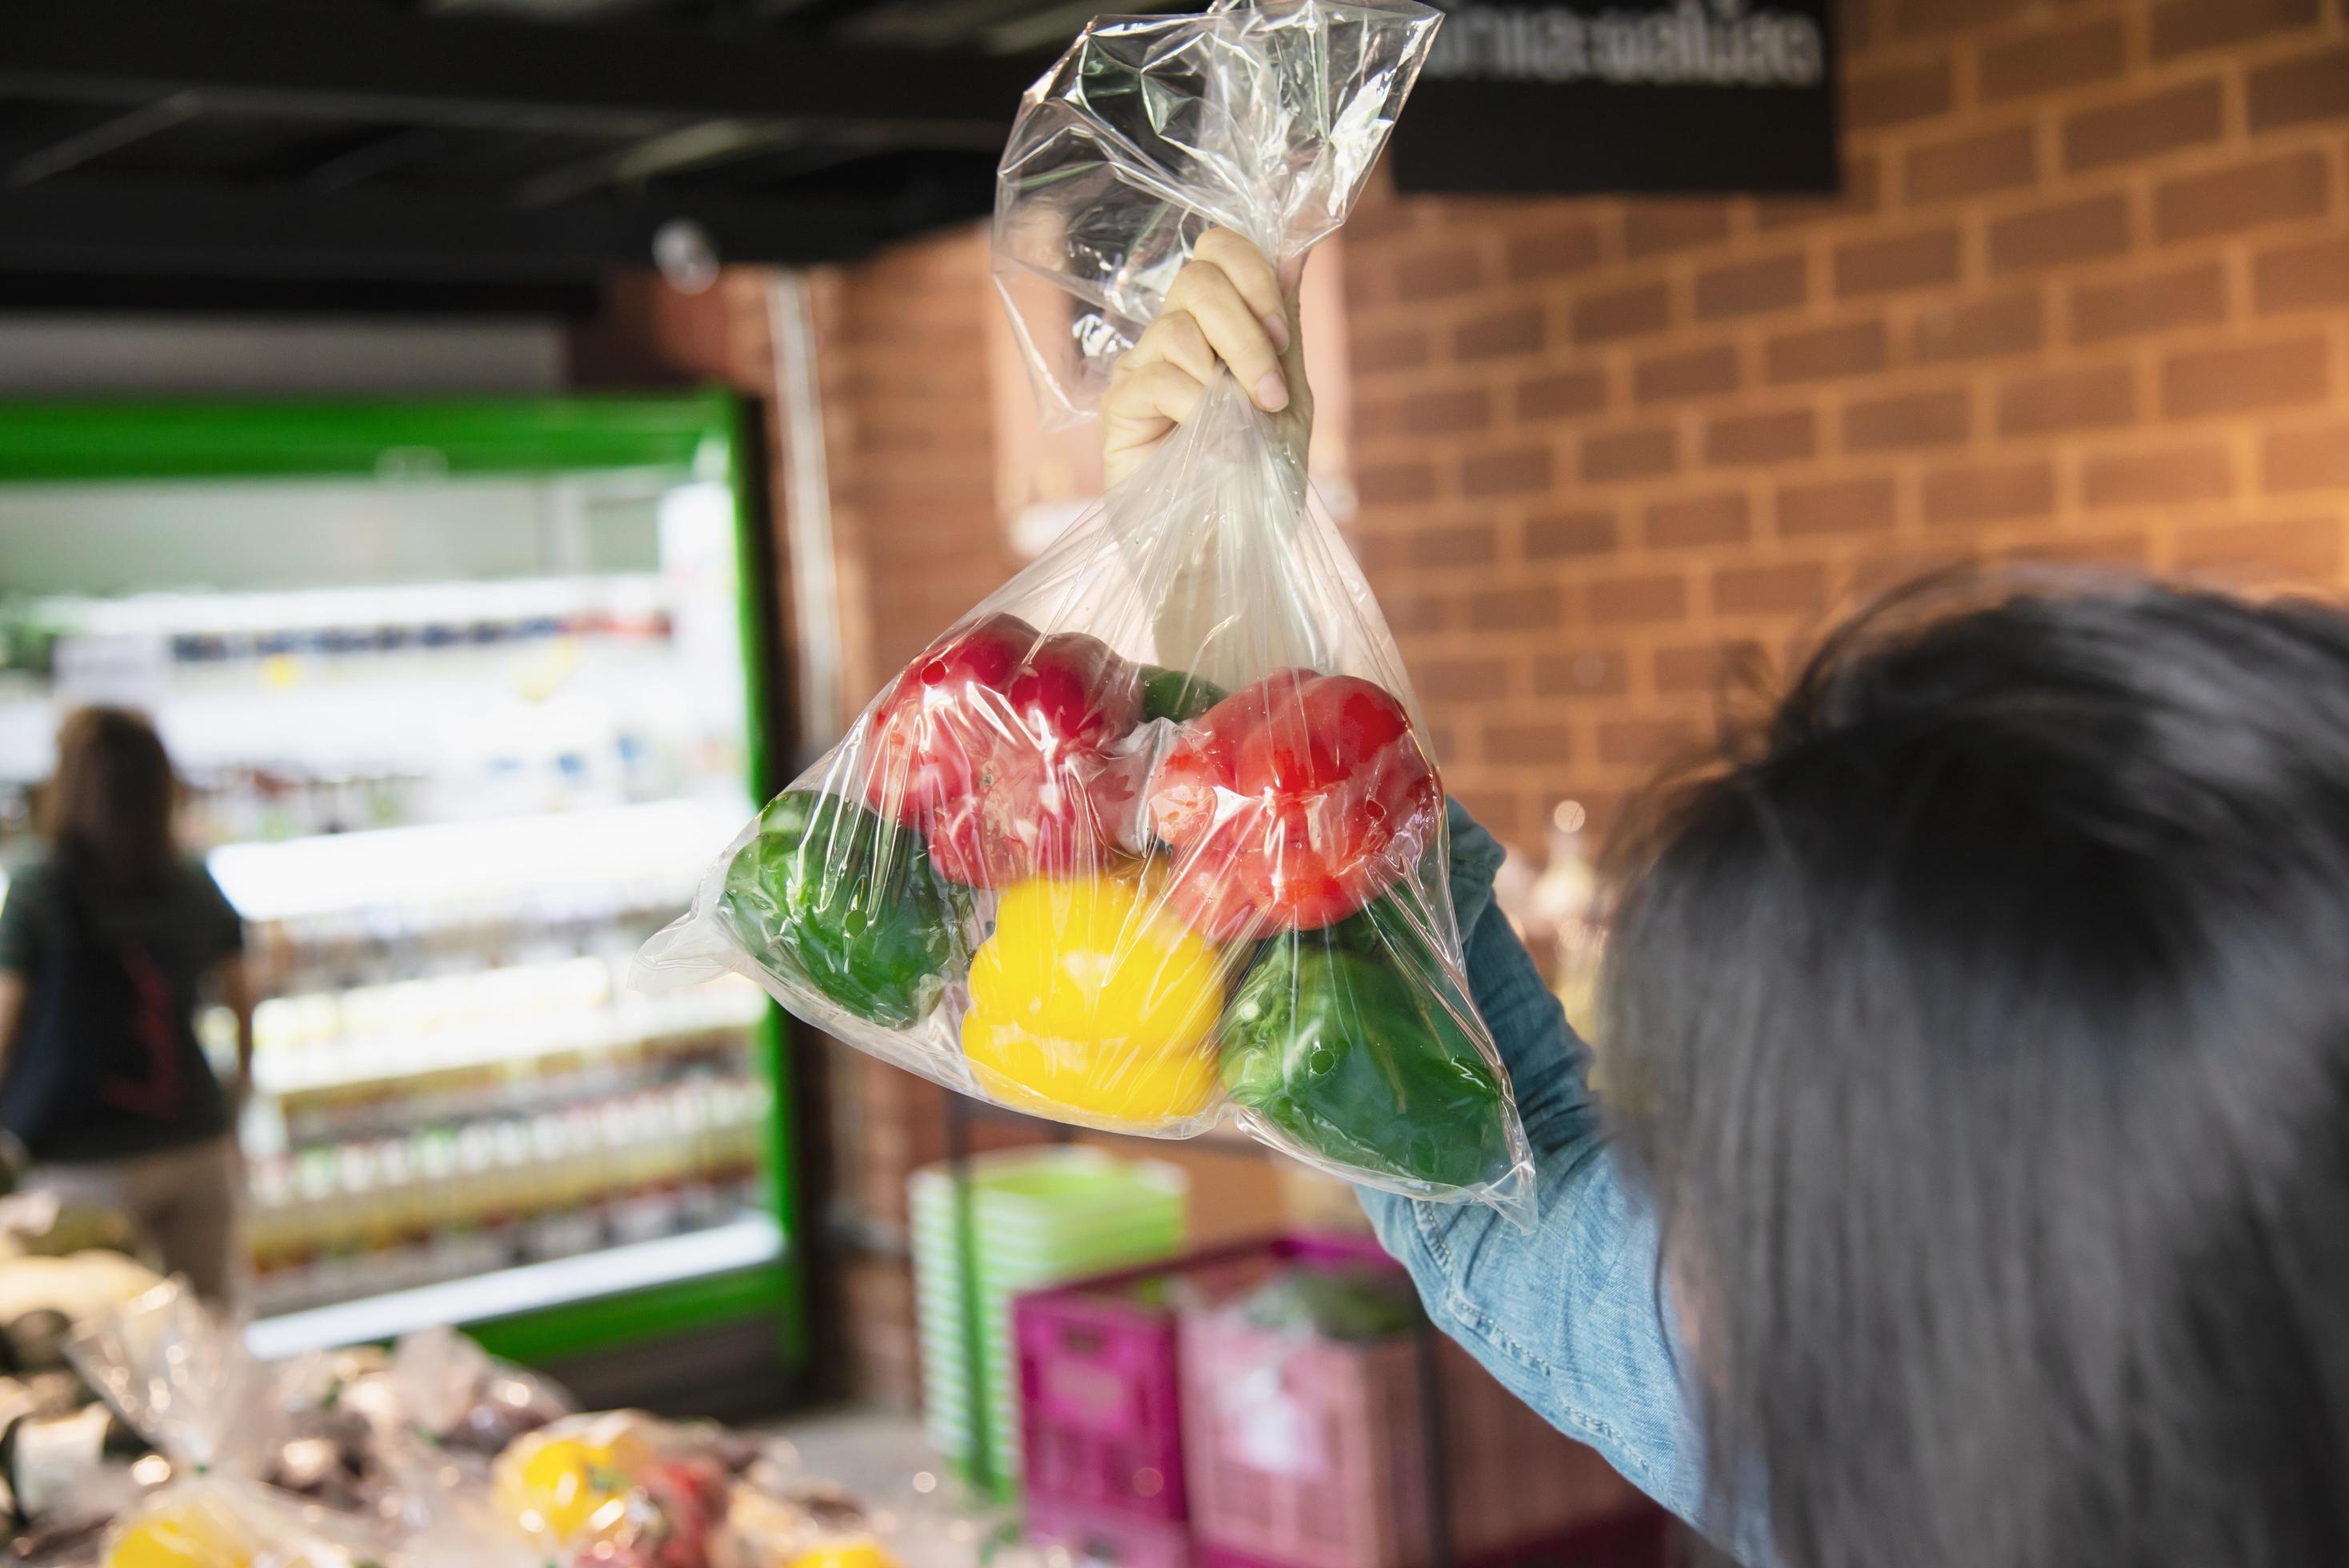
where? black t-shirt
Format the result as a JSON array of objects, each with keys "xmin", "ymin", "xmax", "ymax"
[{"xmin": 0, "ymin": 852, "xmax": 244, "ymax": 1162}]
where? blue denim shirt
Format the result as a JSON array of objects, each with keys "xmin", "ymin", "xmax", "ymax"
[{"xmin": 1360, "ymin": 805, "xmax": 1765, "ymax": 1562}]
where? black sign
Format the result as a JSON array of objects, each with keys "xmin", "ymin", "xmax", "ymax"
[{"xmin": 1391, "ymin": 0, "xmax": 1839, "ymax": 196}]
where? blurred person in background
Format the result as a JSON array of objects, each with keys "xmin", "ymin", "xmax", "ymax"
[
  {"xmin": 0, "ymin": 706, "xmax": 254, "ymax": 1306},
  {"xmin": 1110, "ymin": 232, "xmax": 2349, "ymax": 1568}
]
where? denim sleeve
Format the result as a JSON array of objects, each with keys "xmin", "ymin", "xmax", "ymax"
[{"xmin": 1359, "ymin": 802, "xmax": 1742, "ymax": 1550}]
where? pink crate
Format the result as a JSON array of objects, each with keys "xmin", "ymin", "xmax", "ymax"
[
  {"xmin": 1014, "ymin": 1235, "xmax": 1398, "ymax": 1522},
  {"xmin": 1193, "ymin": 1508, "xmax": 1671, "ymax": 1568},
  {"xmin": 1178, "ymin": 1250, "xmax": 1645, "ymax": 1568},
  {"xmin": 1028, "ymin": 1494, "xmax": 1196, "ymax": 1568}
]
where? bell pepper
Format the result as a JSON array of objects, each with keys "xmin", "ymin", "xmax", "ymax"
[
  {"xmin": 718, "ymin": 790, "xmax": 967, "ymax": 1030},
  {"xmin": 1219, "ymin": 890, "xmax": 1511, "ymax": 1190},
  {"xmin": 961, "ymin": 868, "xmax": 1224, "ymax": 1126},
  {"xmin": 1146, "ymin": 670, "xmax": 1439, "ymax": 939},
  {"xmin": 1138, "ymin": 664, "xmax": 1227, "ymax": 724},
  {"xmin": 865, "ymin": 612, "xmax": 1143, "ymax": 888}
]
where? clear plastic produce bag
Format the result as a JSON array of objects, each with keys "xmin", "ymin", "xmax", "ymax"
[{"xmin": 640, "ymin": 0, "xmax": 1532, "ymax": 1213}]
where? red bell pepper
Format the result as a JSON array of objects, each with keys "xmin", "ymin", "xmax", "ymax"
[
  {"xmin": 1146, "ymin": 669, "xmax": 1439, "ymax": 938},
  {"xmin": 865, "ymin": 611, "xmax": 1143, "ymax": 888}
]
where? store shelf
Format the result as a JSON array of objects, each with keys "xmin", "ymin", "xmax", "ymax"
[
  {"xmin": 244, "ymin": 1210, "xmax": 786, "ymax": 1361},
  {"xmin": 255, "ymin": 978, "xmax": 766, "ymax": 1099},
  {"xmin": 207, "ymin": 795, "xmax": 748, "ymax": 920}
]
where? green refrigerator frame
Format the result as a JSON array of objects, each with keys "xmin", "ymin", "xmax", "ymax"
[{"xmin": 0, "ymin": 390, "xmax": 804, "ymax": 1375}]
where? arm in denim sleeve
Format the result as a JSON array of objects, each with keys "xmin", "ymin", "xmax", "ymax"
[{"xmin": 1360, "ymin": 802, "xmax": 1747, "ymax": 1551}]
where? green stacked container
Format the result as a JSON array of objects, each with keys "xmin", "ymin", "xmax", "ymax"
[{"xmin": 910, "ymin": 1146, "xmax": 1187, "ymax": 1498}]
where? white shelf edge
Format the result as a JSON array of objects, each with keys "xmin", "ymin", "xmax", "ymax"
[{"xmin": 243, "ymin": 1212, "xmax": 786, "ymax": 1361}]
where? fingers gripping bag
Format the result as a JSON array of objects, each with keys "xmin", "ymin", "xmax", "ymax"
[{"xmin": 638, "ymin": 0, "xmax": 1534, "ymax": 1215}]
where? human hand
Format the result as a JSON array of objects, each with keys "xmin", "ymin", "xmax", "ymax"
[{"xmin": 1100, "ymin": 229, "xmax": 1311, "ymax": 488}]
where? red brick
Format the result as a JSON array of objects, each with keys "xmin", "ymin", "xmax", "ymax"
[
  {"xmin": 1707, "ymin": 410, "xmax": 1818, "ymax": 466},
  {"xmin": 1355, "ymin": 461, "xmax": 1438, "ymax": 506},
  {"xmin": 2081, "ymin": 445, "xmax": 2235, "ymax": 509},
  {"xmin": 2151, "ymin": 0, "xmax": 2322, "ymax": 59},
  {"xmin": 1354, "ymin": 328, "xmax": 1430, "ymax": 374},
  {"xmin": 1847, "ymin": 387, "xmax": 1971, "ymax": 450},
  {"xmin": 1410, "ymin": 523, "xmax": 1501, "ymax": 568},
  {"xmin": 2255, "ymin": 235, "xmax": 2349, "ymax": 315},
  {"xmin": 1485, "ymin": 722, "xmax": 1576, "ymax": 764},
  {"xmin": 1892, "ymin": 0, "xmax": 2029, "ymax": 37},
  {"xmin": 1624, "ymin": 204, "xmax": 1732, "ymax": 258},
  {"xmin": 1980, "ymin": 17, "xmax": 2127, "ymax": 103},
  {"xmin": 2162, "ymin": 338, "xmax": 2331, "ymax": 418},
  {"xmin": 1779, "ymin": 476, "xmax": 1899, "ymax": 537},
  {"xmin": 1906, "ymin": 123, "xmax": 2037, "ymax": 204},
  {"xmin": 1645, "ymin": 492, "xmax": 1753, "ymax": 549},
  {"xmin": 1756, "ymin": 156, "xmax": 1881, "ymax": 230},
  {"xmin": 1634, "ymin": 344, "xmax": 1742, "ymax": 403},
  {"xmin": 2002, "ymin": 532, "xmax": 2155, "ymax": 570},
  {"xmin": 2176, "ymin": 518, "xmax": 2343, "ymax": 579},
  {"xmin": 2071, "ymin": 262, "xmax": 2227, "ymax": 344},
  {"xmin": 1852, "ymin": 546, "xmax": 1980, "ymax": 597},
  {"xmin": 1997, "ymin": 364, "xmax": 2135, "ymax": 436},
  {"xmin": 2154, "ymin": 152, "xmax": 2331, "ymax": 244},
  {"xmin": 1383, "ymin": 591, "xmax": 1448, "ymax": 634},
  {"xmin": 1525, "ymin": 510, "xmax": 1619, "ymax": 558},
  {"xmin": 1835, "ymin": 229, "xmax": 1963, "ymax": 297},
  {"xmin": 1415, "ymin": 657, "xmax": 1509, "ymax": 702},
  {"xmin": 1714, "ymin": 561, "xmax": 1831, "ymax": 615},
  {"xmin": 1454, "ymin": 306, "xmax": 1546, "ymax": 362},
  {"xmin": 1847, "ymin": 58, "xmax": 1955, "ymax": 130},
  {"xmin": 1572, "ymin": 282, "xmax": 1673, "ymax": 344},
  {"xmin": 2062, "ymin": 80, "xmax": 2225, "ymax": 174},
  {"xmin": 2263, "ymin": 421, "xmax": 2349, "ymax": 493},
  {"xmin": 1461, "ymin": 446, "xmax": 1553, "ymax": 497},
  {"xmin": 1505, "ymin": 222, "xmax": 1606, "ymax": 281},
  {"xmin": 1584, "ymin": 572, "xmax": 1689, "ymax": 625},
  {"xmin": 1583, "ymin": 426, "xmax": 1679, "ymax": 482},
  {"xmin": 1396, "ymin": 246, "xmax": 1486, "ymax": 301},
  {"xmin": 1404, "ymin": 387, "xmax": 1493, "ymax": 434},
  {"xmin": 2247, "ymin": 46, "xmax": 2349, "ymax": 133},
  {"xmin": 1534, "ymin": 647, "xmax": 1632, "ymax": 696},
  {"xmin": 1990, "ymin": 194, "xmax": 2133, "ymax": 273},
  {"xmin": 1911, "ymin": 292, "xmax": 2045, "ymax": 363},
  {"xmin": 1350, "ymin": 530, "xmax": 1403, "ymax": 571},
  {"xmin": 1517, "ymin": 368, "xmax": 1608, "ymax": 420},
  {"xmin": 1923, "ymin": 460, "xmax": 2057, "ymax": 525},
  {"xmin": 1655, "ymin": 641, "xmax": 1764, "ymax": 695},
  {"xmin": 1465, "ymin": 585, "xmax": 1563, "ymax": 629},
  {"xmin": 1695, "ymin": 254, "xmax": 1807, "ymax": 321},
  {"xmin": 1598, "ymin": 717, "xmax": 1702, "ymax": 768},
  {"xmin": 1768, "ymin": 319, "xmax": 1890, "ymax": 382}
]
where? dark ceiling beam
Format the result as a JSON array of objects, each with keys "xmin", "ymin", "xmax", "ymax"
[
  {"xmin": 0, "ymin": 0, "xmax": 1038, "ymax": 146},
  {"xmin": 0, "ymin": 179, "xmax": 906, "ymax": 283}
]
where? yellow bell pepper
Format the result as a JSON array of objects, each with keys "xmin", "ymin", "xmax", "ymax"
[{"xmin": 962, "ymin": 868, "xmax": 1223, "ymax": 1124}]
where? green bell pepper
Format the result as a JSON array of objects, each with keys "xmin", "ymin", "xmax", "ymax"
[
  {"xmin": 718, "ymin": 790, "xmax": 967, "ymax": 1029},
  {"xmin": 1219, "ymin": 890, "xmax": 1511, "ymax": 1190},
  {"xmin": 1138, "ymin": 664, "xmax": 1228, "ymax": 724}
]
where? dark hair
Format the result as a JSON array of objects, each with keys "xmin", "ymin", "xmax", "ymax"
[
  {"xmin": 1600, "ymin": 578, "xmax": 2349, "ymax": 1568},
  {"xmin": 43, "ymin": 706, "xmax": 179, "ymax": 894}
]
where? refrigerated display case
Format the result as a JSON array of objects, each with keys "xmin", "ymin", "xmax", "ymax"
[{"xmin": 0, "ymin": 394, "xmax": 802, "ymax": 1405}]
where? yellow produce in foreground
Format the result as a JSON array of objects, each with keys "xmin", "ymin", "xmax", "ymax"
[{"xmin": 962, "ymin": 868, "xmax": 1223, "ymax": 1124}]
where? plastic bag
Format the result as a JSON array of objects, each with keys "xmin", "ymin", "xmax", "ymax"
[
  {"xmin": 65, "ymin": 1282, "xmax": 382, "ymax": 1568},
  {"xmin": 493, "ymin": 1409, "xmax": 906, "ymax": 1568},
  {"xmin": 638, "ymin": 0, "xmax": 1531, "ymax": 1214}
]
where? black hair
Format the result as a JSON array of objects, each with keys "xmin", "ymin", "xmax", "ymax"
[{"xmin": 1599, "ymin": 577, "xmax": 2349, "ymax": 1568}]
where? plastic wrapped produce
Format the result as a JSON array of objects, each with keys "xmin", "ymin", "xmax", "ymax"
[{"xmin": 640, "ymin": 0, "xmax": 1531, "ymax": 1214}]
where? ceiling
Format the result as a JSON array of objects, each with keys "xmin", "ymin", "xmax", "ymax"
[{"xmin": 0, "ymin": 0, "xmax": 1108, "ymax": 313}]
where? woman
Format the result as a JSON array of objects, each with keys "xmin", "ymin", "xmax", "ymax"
[
  {"xmin": 1107, "ymin": 234, "xmax": 2349, "ymax": 1566},
  {"xmin": 0, "ymin": 707, "xmax": 254, "ymax": 1306}
]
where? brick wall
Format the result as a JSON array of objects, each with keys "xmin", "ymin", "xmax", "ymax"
[{"xmin": 1341, "ymin": 0, "xmax": 2349, "ymax": 846}]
